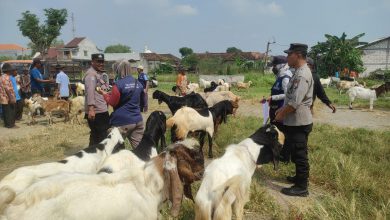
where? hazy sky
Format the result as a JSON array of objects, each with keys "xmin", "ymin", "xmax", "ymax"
[{"xmin": 0, "ymin": 0, "xmax": 389, "ymax": 56}]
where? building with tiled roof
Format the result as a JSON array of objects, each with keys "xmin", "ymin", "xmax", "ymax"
[
  {"xmin": 58, "ymin": 37, "xmax": 102, "ymax": 61},
  {"xmin": 0, "ymin": 44, "xmax": 30, "ymax": 58}
]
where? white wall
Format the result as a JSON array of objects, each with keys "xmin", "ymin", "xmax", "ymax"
[
  {"xmin": 361, "ymin": 39, "xmax": 390, "ymax": 77},
  {"xmin": 71, "ymin": 38, "xmax": 101, "ymax": 60}
]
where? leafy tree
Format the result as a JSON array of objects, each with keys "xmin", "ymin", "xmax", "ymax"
[
  {"xmin": 104, "ymin": 44, "xmax": 132, "ymax": 53},
  {"xmin": 179, "ymin": 47, "xmax": 193, "ymax": 57},
  {"xmin": 226, "ymin": 47, "xmax": 242, "ymax": 53},
  {"xmin": 182, "ymin": 54, "xmax": 199, "ymax": 71},
  {"xmin": 309, "ymin": 33, "xmax": 367, "ymax": 77},
  {"xmin": 17, "ymin": 8, "xmax": 68, "ymax": 59}
]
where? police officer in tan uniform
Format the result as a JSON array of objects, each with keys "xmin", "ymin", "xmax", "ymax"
[
  {"xmin": 84, "ymin": 53, "xmax": 110, "ymax": 145},
  {"xmin": 275, "ymin": 43, "xmax": 314, "ymax": 197}
]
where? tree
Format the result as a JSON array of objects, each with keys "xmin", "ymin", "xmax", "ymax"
[
  {"xmin": 104, "ymin": 44, "xmax": 132, "ymax": 53},
  {"xmin": 179, "ymin": 47, "xmax": 193, "ymax": 57},
  {"xmin": 182, "ymin": 54, "xmax": 199, "ymax": 71},
  {"xmin": 226, "ymin": 47, "xmax": 242, "ymax": 53},
  {"xmin": 309, "ymin": 32, "xmax": 367, "ymax": 77},
  {"xmin": 17, "ymin": 8, "xmax": 68, "ymax": 59}
]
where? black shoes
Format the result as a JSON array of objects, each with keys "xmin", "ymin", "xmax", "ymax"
[
  {"xmin": 281, "ymin": 185, "xmax": 309, "ymax": 197},
  {"xmin": 286, "ymin": 176, "xmax": 296, "ymax": 183}
]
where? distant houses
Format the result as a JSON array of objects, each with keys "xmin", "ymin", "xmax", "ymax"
[
  {"xmin": 358, "ymin": 36, "xmax": 390, "ymax": 77},
  {"xmin": 0, "ymin": 44, "xmax": 30, "ymax": 59}
]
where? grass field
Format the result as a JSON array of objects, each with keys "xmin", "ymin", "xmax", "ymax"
[{"xmin": 0, "ymin": 73, "xmax": 389, "ymax": 219}]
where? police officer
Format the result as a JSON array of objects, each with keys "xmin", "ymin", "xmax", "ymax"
[
  {"xmin": 84, "ymin": 53, "xmax": 110, "ymax": 146},
  {"xmin": 268, "ymin": 55, "xmax": 292, "ymax": 127},
  {"xmin": 275, "ymin": 43, "xmax": 314, "ymax": 197}
]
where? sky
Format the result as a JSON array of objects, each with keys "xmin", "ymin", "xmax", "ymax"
[{"xmin": 0, "ymin": 0, "xmax": 389, "ymax": 56}]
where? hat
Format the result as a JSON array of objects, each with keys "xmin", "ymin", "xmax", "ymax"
[
  {"xmin": 306, "ymin": 57, "xmax": 314, "ymax": 66},
  {"xmin": 32, "ymin": 58, "xmax": 42, "ymax": 66},
  {"xmin": 55, "ymin": 64, "xmax": 62, "ymax": 69},
  {"xmin": 272, "ymin": 56, "xmax": 287, "ymax": 65},
  {"xmin": 137, "ymin": 65, "xmax": 144, "ymax": 70},
  {"xmin": 284, "ymin": 43, "xmax": 308, "ymax": 54},
  {"xmin": 91, "ymin": 53, "xmax": 104, "ymax": 61},
  {"xmin": 1, "ymin": 63, "xmax": 16, "ymax": 73}
]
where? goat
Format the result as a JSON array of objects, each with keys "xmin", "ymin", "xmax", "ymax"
[
  {"xmin": 195, "ymin": 124, "xmax": 285, "ymax": 220},
  {"xmin": 25, "ymin": 97, "xmax": 70, "ymax": 125},
  {"xmin": 69, "ymin": 96, "xmax": 85, "ymax": 125},
  {"xmin": 199, "ymin": 78, "xmax": 212, "ymax": 88},
  {"xmin": 198, "ymin": 91, "xmax": 240, "ymax": 115},
  {"xmin": 187, "ymin": 82, "xmax": 200, "ymax": 93},
  {"xmin": 236, "ymin": 81, "xmax": 252, "ymax": 90},
  {"xmin": 320, "ymin": 77, "xmax": 331, "ymax": 88},
  {"xmin": 152, "ymin": 90, "xmax": 208, "ymax": 115},
  {"xmin": 348, "ymin": 84, "xmax": 387, "ymax": 110},
  {"xmin": 204, "ymin": 81, "xmax": 218, "ymax": 93},
  {"xmin": 75, "ymin": 82, "xmax": 85, "ymax": 96},
  {"xmin": 0, "ymin": 128, "xmax": 125, "ymax": 213},
  {"xmin": 2, "ymin": 142, "xmax": 204, "ymax": 220},
  {"xmin": 337, "ymin": 80, "xmax": 360, "ymax": 94},
  {"xmin": 137, "ymin": 110, "xmax": 167, "ymax": 155},
  {"xmin": 166, "ymin": 100, "xmax": 234, "ymax": 158}
]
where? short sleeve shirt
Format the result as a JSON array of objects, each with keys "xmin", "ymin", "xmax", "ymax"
[
  {"xmin": 56, "ymin": 71, "xmax": 70, "ymax": 97},
  {"xmin": 84, "ymin": 67, "xmax": 108, "ymax": 113},
  {"xmin": 30, "ymin": 68, "xmax": 43, "ymax": 91},
  {"xmin": 283, "ymin": 64, "xmax": 314, "ymax": 126}
]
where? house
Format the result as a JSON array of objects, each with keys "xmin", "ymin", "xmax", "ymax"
[
  {"xmin": 358, "ymin": 36, "xmax": 390, "ymax": 77},
  {"xmin": 0, "ymin": 44, "xmax": 30, "ymax": 59},
  {"xmin": 58, "ymin": 37, "xmax": 102, "ymax": 61},
  {"xmin": 140, "ymin": 53, "xmax": 180, "ymax": 73}
]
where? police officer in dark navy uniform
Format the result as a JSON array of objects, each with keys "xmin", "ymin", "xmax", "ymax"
[
  {"xmin": 275, "ymin": 43, "xmax": 314, "ymax": 197},
  {"xmin": 268, "ymin": 56, "xmax": 292, "ymax": 127}
]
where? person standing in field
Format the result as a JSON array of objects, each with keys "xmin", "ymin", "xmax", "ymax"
[
  {"xmin": 55, "ymin": 64, "xmax": 71, "ymax": 101},
  {"xmin": 20, "ymin": 67, "xmax": 31, "ymax": 99},
  {"xmin": 137, "ymin": 65, "xmax": 149, "ymax": 112},
  {"xmin": 175, "ymin": 67, "xmax": 188, "ymax": 96},
  {"xmin": 275, "ymin": 43, "xmax": 314, "ymax": 197},
  {"xmin": 84, "ymin": 53, "xmax": 110, "ymax": 146},
  {"xmin": 10, "ymin": 67, "xmax": 23, "ymax": 121},
  {"xmin": 1, "ymin": 63, "xmax": 17, "ymax": 128},
  {"xmin": 30, "ymin": 58, "xmax": 54, "ymax": 96}
]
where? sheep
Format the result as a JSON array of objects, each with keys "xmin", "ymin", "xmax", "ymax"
[
  {"xmin": 0, "ymin": 128, "xmax": 125, "ymax": 213},
  {"xmin": 187, "ymin": 82, "xmax": 200, "ymax": 93},
  {"xmin": 199, "ymin": 78, "xmax": 212, "ymax": 88},
  {"xmin": 2, "ymin": 142, "xmax": 205, "ymax": 220},
  {"xmin": 195, "ymin": 124, "xmax": 285, "ymax": 220},
  {"xmin": 204, "ymin": 81, "xmax": 218, "ymax": 93},
  {"xmin": 152, "ymin": 90, "xmax": 208, "ymax": 115},
  {"xmin": 236, "ymin": 81, "xmax": 252, "ymax": 90},
  {"xmin": 75, "ymin": 82, "xmax": 85, "ymax": 96},
  {"xmin": 348, "ymin": 84, "xmax": 387, "ymax": 110},
  {"xmin": 166, "ymin": 100, "xmax": 234, "ymax": 158},
  {"xmin": 320, "ymin": 77, "xmax": 331, "ymax": 88},
  {"xmin": 336, "ymin": 80, "xmax": 360, "ymax": 94},
  {"xmin": 69, "ymin": 96, "xmax": 85, "ymax": 125}
]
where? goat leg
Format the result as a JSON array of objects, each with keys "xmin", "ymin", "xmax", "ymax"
[
  {"xmin": 161, "ymin": 135, "xmax": 167, "ymax": 151},
  {"xmin": 199, "ymin": 132, "xmax": 206, "ymax": 155},
  {"xmin": 208, "ymin": 133, "xmax": 213, "ymax": 158}
]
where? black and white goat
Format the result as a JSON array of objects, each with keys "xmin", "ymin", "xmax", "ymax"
[
  {"xmin": 195, "ymin": 124, "xmax": 285, "ymax": 220},
  {"xmin": 2, "ymin": 142, "xmax": 205, "ymax": 220},
  {"xmin": 204, "ymin": 81, "xmax": 218, "ymax": 93},
  {"xmin": 0, "ymin": 128, "xmax": 125, "ymax": 212},
  {"xmin": 152, "ymin": 90, "xmax": 208, "ymax": 115},
  {"xmin": 137, "ymin": 110, "xmax": 167, "ymax": 154},
  {"xmin": 166, "ymin": 100, "xmax": 234, "ymax": 158}
]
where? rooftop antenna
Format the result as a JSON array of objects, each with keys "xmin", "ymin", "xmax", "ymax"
[{"xmin": 71, "ymin": 13, "xmax": 76, "ymax": 38}]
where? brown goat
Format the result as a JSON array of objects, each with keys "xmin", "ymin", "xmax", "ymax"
[{"xmin": 38, "ymin": 100, "xmax": 70, "ymax": 125}]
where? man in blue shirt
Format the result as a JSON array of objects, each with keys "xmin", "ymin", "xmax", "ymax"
[
  {"xmin": 55, "ymin": 64, "xmax": 70, "ymax": 100},
  {"xmin": 30, "ymin": 58, "xmax": 54, "ymax": 96},
  {"xmin": 10, "ymin": 68, "xmax": 23, "ymax": 121},
  {"xmin": 137, "ymin": 65, "xmax": 149, "ymax": 112}
]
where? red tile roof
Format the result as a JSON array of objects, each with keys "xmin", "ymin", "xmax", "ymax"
[
  {"xmin": 159, "ymin": 54, "xmax": 181, "ymax": 63},
  {"xmin": 0, "ymin": 44, "xmax": 27, "ymax": 51},
  {"xmin": 64, "ymin": 37, "xmax": 85, "ymax": 48}
]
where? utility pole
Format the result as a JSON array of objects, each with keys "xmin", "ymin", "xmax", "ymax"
[
  {"xmin": 71, "ymin": 13, "xmax": 76, "ymax": 38},
  {"xmin": 262, "ymin": 39, "xmax": 275, "ymax": 73}
]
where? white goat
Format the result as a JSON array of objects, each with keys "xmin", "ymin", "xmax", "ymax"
[
  {"xmin": 198, "ymin": 91, "xmax": 240, "ymax": 115},
  {"xmin": 75, "ymin": 82, "xmax": 85, "ymax": 96},
  {"xmin": 187, "ymin": 82, "xmax": 200, "ymax": 93},
  {"xmin": 1, "ymin": 143, "xmax": 205, "ymax": 220},
  {"xmin": 337, "ymin": 80, "xmax": 360, "ymax": 94},
  {"xmin": 195, "ymin": 124, "xmax": 284, "ymax": 220},
  {"xmin": 347, "ymin": 86, "xmax": 382, "ymax": 111},
  {"xmin": 69, "ymin": 96, "xmax": 85, "ymax": 125},
  {"xmin": 320, "ymin": 77, "xmax": 331, "ymax": 88},
  {"xmin": 0, "ymin": 128, "xmax": 124, "ymax": 213},
  {"xmin": 199, "ymin": 78, "xmax": 212, "ymax": 88}
]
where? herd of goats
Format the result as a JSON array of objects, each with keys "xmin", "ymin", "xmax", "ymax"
[{"xmin": 0, "ymin": 78, "xmax": 286, "ymax": 220}]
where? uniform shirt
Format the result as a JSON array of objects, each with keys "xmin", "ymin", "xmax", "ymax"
[
  {"xmin": 84, "ymin": 67, "xmax": 108, "ymax": 114},
  {"xmin": 56, "ymin": 71, "xmax": 70, "ymax": 97},
  {"xmin": 271, "ymin": 65, "xmax": 293, "ymax": 101},
  {"xmin": 138, "ymin": 72, "xmax": 148, "ymax": 89},
  {"xmin": 10, "ymin": 76, "xmax": 21, "ymax": 101},
  {"xmin": 30, "ymin": 67, "xmax": 43, "ymax": 91},
  {"xmin": 284, "ymin": 63, "xmax": 314, "ymax": 126}
]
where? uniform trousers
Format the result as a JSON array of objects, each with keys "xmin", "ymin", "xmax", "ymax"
[{"xmin": 86, "ymin": 111, "xmax": 110, "ymax": 146}]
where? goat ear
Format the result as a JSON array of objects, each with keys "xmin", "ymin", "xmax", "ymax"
[{"xmin": 163, "ymin": 153, "xmax": 183, "ymax": 217}]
